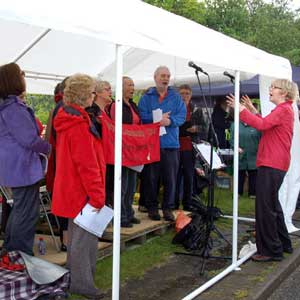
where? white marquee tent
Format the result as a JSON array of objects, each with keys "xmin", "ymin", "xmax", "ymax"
[{"xmin": 0, "ymin": 1, "xmax": 299, "ymax": 299}]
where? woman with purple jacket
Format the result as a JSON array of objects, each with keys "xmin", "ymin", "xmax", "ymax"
[{"xmin": 0, "ymin": 63, "xmax": 51, "ymax": 256}]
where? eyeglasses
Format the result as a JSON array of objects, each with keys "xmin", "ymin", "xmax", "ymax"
[{"xmin": 269, "ymin": 85, "xmax": 282, "ymax": 90}]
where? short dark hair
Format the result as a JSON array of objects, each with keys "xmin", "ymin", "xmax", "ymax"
[
  {"xmin": 0, "ymin": 63, "xmax": 25, "ymax": 98},
  {"xmin": 178, "ymin": 84, "xmax": 192, "ymax": 92}
]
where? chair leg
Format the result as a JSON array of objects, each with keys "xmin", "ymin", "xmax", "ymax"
[{"xmin": 39, "ymin": 193, "xmax": 61, "ymax": 252}]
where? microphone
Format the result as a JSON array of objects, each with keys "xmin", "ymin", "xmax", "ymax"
[
  {"xmin": 188, "ymin": 61, "xmax": 208, "ymax": 75},
  {"xmin": 223, "ymin": 71, "xmax": 235, "ymax": 81}
]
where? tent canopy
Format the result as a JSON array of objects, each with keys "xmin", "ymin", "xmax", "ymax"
[{"xmin": 0, "ymin": 0, "xmax": 292, "ymax": 94}]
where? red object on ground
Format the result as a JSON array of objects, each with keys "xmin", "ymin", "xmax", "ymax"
[
  {"xmin": 175, "ymin": 210, "xmax": 192, "ymax": 233},
  {"xmin": 0, "ymin": 254, "xmax": 25, "ymax": 271}
]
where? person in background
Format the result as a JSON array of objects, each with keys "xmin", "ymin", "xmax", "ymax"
[
  {"xmin": 138, "ymin": 66, "xmax": 186, "ymax": 221},
  {"xmin": 108, "ymin": 76, "xmax": 141, "ymax": 227},
  {"xmin": 45, "ymin": 79, "xmax": 69, "ymax": 252},
  {"xmin": 52, "ymin": 74, "xmax": 105, "ymax": 299},
  {"xmin": 227, "ymin": 79, "xmax": 296, "ymax": 262},
  {"xmin": 0, "ymin": 63, "xmax": 51, "ymax": 256},
  {"xmin": 230, "ymin": 97, "xmax": 261, "ymax": 198},
  {"xmin": 212, "ymin": 98, "xmax": 232, "ymax": 149},
  {"xmin": 86, "ymin": 80, "xmax": 114, "ymax": 208},
  {"xmin": 94, "ymin": 80, "xmax": 112, "ymax": 111},
  {"xmin": 175, "ymin": 84, "xmax": 207, "ymax": 211}
]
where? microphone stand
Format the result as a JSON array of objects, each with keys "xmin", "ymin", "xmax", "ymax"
[{"xmin": 175, "ymin": 69, "xmax": 232, "ymax": 275}]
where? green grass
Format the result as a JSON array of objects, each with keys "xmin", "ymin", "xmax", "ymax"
[
  {"xmin": 207, "ymin": 188, "xmax": 255, "ymax": 217},
  {"xmin": 70, "ymin": 231, "xmax": 181, "ymax": 299}
]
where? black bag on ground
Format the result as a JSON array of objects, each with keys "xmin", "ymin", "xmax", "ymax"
[{"xmin": 172, "ymin": 214, "xmax": 208, "ymax": 251}]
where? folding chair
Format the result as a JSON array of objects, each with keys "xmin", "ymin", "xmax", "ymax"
[{"xmin": 0, "ymin": 185, "xmax": 61, "ymax": 252}]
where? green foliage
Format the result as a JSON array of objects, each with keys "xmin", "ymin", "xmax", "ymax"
[
  {"xmin": 143, "ymin": 0, "xmax": 206, "ymax": 24},
  {"xmin": 144, "ymin": 0, "xmax": 300, "ymax": 65},
  {"xmin": 25, "ymin": 94, "xmax": 54, "ymax": 124}
]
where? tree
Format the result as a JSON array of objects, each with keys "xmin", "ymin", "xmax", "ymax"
[{"xmin": 143, "ymin": 0, "xmax": 206, "ymax": 24}]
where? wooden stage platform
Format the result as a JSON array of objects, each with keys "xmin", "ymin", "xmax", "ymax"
[{"xmin": 1, "ymin": 206, "xmax": 190, "ymax": 266}]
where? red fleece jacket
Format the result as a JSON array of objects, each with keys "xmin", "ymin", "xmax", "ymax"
[{"xmin": 240, "ymin": 100, "xmax": 293, "ymax": 172}]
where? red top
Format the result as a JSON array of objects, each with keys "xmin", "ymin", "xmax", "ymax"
[
  {"xmin": 240, "ymin": 100, "xmax": 294, "ymax": 171},
  {"xmin": 180, "ymin": 104, "xmax": 192, "ymax": 151},
  {"xmin": 35, "ymin": 117, "xmax": 44, "ymax": 136},
  {"xmin": 52, "ymin": 104, "xmax": 106, "ymax": 218}
]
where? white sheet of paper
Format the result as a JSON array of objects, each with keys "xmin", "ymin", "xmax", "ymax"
[
  {"xmin": 74, "ymin": 204, "xmax": 114, "ymax": 237},
  {"xmin": 152, "ymin": 108, "xmax": 166, "ymax": 136},
  {"xmin": 196, "ymin": 143, "xmax": 224, "ymax": 170},
  {"xmin": 128, "ymin": 164, "xmax": 144, "ymax": 173}
]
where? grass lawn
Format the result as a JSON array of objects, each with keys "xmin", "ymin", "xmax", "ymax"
[{"xmin": 70, "ymin": 187, "xmax": 255, "ymax": 299}]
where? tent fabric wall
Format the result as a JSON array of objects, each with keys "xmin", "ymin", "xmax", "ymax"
[{"xmin": 0, "ymin": 1, "xmax": 296, "ymax": 299}]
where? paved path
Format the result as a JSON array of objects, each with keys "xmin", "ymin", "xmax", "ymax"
[{"xmin": 268, "ymin": 264, "xmax": 300, "ymax": 300}]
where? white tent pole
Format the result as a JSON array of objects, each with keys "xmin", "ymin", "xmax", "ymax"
[
  {"xmin": 112, "ymin": 44, "xmax": 123, "ymax": 300},
  {"xmin": 181, "ymin": 247, "xmax": 256, "ymax": 300},
  {"xmin": 232, "ymin": 71, "xmax": 240, "ymax": 266},
  {"xmin": 13, "ymin": 28, "xmax": 51, "ymax": 63},
  {"xmin": 181, "ymin": 71, "xmax": 246, "ymax": 300}
]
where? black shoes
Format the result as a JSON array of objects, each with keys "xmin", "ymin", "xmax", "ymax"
[
  {"xmin": 121, "ymin": 222, "xmax": 133, "ymax": 228},
  {"xmin": 138, "ymin": 205, "xmax": 148, "ymax": 213},
  {"xmin": 131, "ymin": 217, "xmax": 141, "ymax": 224},
  {"xmin": 163, "ymin": 209, "xmax": 175, "ymax": 222},
  {"xmin": 183, "ymin": 206, "xmax": 193, "ymax": 212},
  {"xmin": 283, "ymin": 246, "xmax": 293, "ymax": 254},
  {"xmin": 60, "ymin": 244, "xmax": 67, "ymax": 252},
  {"xmin": 148, "ymin": 209, "xmax": 161, "ymax": 221}
]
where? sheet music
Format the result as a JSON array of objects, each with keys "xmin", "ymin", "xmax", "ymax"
[
  {"xmin": 74, "ymin": 204, "xmax": 113, "ymax": 237},
  {"xmin": 196, "ymin": 143, "xmax": 224, "ymax": 170},
  {"xmin": 152, "ymin": 108, "xmax": 166, "ymax": 136}
]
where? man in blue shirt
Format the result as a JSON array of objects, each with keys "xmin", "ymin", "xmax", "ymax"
[{"xmin": 138, "ymin": 66, "xmax": 186, "ymax": 221}]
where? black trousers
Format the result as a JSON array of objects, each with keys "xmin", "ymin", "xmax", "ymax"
[
  {"xmin": 142, "ymin": 149, "xmax": 179, "ymax": 211},
  {"xmin": 3, "ymin": 182, "xmax": 40, "ymax": 256},
  {"xmin": 175, "ymin": 150, "xmax": 195, "ymax": 208},
  {"xmin": 238, "ymin": 169, "xmax": 257, "ymax": 196},
  {"xmin": 255, "ymin": 166, "xmax": 291, "ymax": 257}
]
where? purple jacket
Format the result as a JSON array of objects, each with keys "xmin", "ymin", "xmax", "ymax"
[{"xmin": 0, "ymin": 95, "xmax": 51, "ymax": 187}]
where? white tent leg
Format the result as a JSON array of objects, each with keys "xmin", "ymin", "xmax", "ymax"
[
  {"xmin": 112, "ymin": 44, "xmax": 123, "ymax": 300},
  {"xmin": 232, "ymin": 70, "xmax": 240, "ymax": 265},
  {"xmin": 13, "ymin": 28, "xmax": 51, "ymax": 63},
  {"xmin": 181, "ymin": 248, "xmax": 256, "ymax": 300},
  {"xmin": 182, "ymin": 71, "xmax": 242, "ymax": 300}
]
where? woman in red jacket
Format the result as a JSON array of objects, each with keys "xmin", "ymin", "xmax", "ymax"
[
  {"xmin": 227, "ymin": 79, "xmax": 296, "ymax": 262},
  {"xmin": 52, "ymin": 74, "xmax": 105, "ymax": 299}
]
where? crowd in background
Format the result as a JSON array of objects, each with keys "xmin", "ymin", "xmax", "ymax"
[{"xmin": 0, "ymin": 61, "xmax": 299, "ymax": 298}]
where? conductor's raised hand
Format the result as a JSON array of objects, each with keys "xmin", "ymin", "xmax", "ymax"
[
  {"xmin": 241, "ymin": 95, "xmax": 258, "ymax": 114},
  {"xmin": 226, "ymin": 94, "xmax": 246, "ymax": 112}
]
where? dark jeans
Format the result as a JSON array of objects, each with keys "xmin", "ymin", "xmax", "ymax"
[
  {"xmin": 238, "ymin": 169, "xmax": 257, "ymax": 196},
  {"xmin": 143, "ymin": 148, "xmax": 179, "ymax": 211},
  {"xmin": 175, "ymin": 150, "xmax": 195, "ymax": 208},
  {"xmin": 255, "ymin": 166, "xmax": 291, "ymax": 257},
  {"xmin": 121, "ymin": 167, "xmax": 137, "ymax": 223},
  {"xmin": 3, "ymin": 182, "xmax": 40, "ymax": 256}
]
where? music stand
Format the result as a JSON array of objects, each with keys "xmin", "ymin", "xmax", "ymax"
[{"xmin": 174, "ymin": 68, "xmax": 232, "ymax": 275}]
